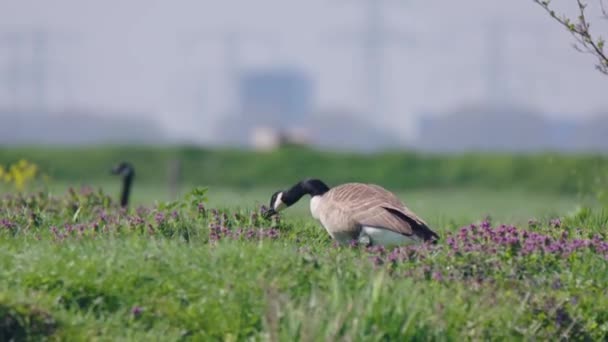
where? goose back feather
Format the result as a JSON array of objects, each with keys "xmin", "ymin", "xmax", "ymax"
[{"xmin": 318, "ymin": 183, "xmax": 438, "ymax": 242}]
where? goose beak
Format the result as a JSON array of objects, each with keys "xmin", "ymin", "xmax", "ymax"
[{"xmin": 263, "ymin": 208, "xmax": 277, "ymax": 219}]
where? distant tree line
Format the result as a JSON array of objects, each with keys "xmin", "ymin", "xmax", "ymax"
[{"xmin": 1, "ymin": 146, "xmax": 607, "ymax": 195}]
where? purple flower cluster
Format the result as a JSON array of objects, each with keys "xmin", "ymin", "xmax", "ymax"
[
  {"xmin": 197, "ymin": 203, "xmax": 206, "ymax": 215},
  {"xmin": 154, "ymin": 212, "xmax": 166, "ymax": 225},
  {"xmin": 49, "ymin": 223, "xmax": 98, "ymax": 241},
  {"xmin": 131, "ymin": 306, "xmax": 143, "ymax": 317},
  {"xmin": 208, "ymin": 223, "xmax": 280, "ymax": 243},
  {"xmin": 528, "ymin": 219, "xmax": 540, "ymax": 229},
  {"xmin": 550, "ymin": 218, "xmax": 562, "ymax": 228},
  {"xmin": 136, "ymin": 206, "xmax": 151, "ymax": 217},
  {"xmin": 342, "ymin": 219, "xmax": 608, "ymax": 275},
  {"xmin": 128, "ymin": 215, "xmax": 145, "ymax": 226},
  {"xmin": 1, "ymin": 218, "xmax": 15, "ymax": 230},
  {"xmin": 444, "ymin": 221, "xmax": 608, "ymax": 259}
]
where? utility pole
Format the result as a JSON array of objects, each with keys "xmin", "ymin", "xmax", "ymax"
[
  {"xmin": 0, "ymin": 31, "xmax": 25, "ymax": 110},
  {"xmin": 330, "ymin": 0, "xmax": 413, "ymax": 121},
  {"xmin": 485, "ymin": 21, "xmax": 509, "ymax": 107},
  {"xmin": 0, "ymin": 29, "xmax": 78, "ymax": 112},
  {"xmin": 181, "ymin": 30, "xmax": 278, "ymax": 116},
  {"xmin": 31, "ymin": 30, "xmax": 48, "ymax": 111}
]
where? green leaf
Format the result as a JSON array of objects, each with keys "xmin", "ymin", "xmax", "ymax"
[{"xmin": 72, "ymin": 206, "xmax": 81, "ymax": 223}]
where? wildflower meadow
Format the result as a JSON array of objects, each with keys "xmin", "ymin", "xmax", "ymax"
[{"xmin": 1, "ymin": 151, "xmax": 608, "ymax": 340}]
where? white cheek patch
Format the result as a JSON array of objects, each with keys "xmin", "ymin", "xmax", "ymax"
[{"xmin": 274, "ymin": 193, "xmax": 287, "ymax": 211}]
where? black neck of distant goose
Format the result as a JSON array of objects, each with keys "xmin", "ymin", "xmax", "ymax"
[
  {"xmin": 282, "ymin": 179, "xmax": 330, "ymax": 205},
  {"xmin": 120, "ymin": 171, "xmax": 134, "ymax": 208}
]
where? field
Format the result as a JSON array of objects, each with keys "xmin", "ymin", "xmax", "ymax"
[{"xmin": 1, "ymin": 148, "xmax": 608, "ymax": 340}]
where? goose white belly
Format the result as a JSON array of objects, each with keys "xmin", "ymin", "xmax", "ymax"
[{"xmin": 361, "ymin": 226, "xmax": 420, "ymax": 247}]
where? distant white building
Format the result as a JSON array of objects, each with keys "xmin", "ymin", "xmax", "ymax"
[{"xmin": 250, "ymin": 126, "xmax": 310, "ymax": 151}]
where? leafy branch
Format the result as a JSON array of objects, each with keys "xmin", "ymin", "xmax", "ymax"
[{"xmin": 533, "ymin": 0, "xmax": 608, "ymax": 74}]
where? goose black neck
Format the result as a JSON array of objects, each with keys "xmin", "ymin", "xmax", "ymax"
[
  {"xmin": 120, "ymin": 173, "xmax": 134, "ymax": 208},
  {"xmin": 283, "ymin": 179, "xmax": 329, "ymax": 205}
]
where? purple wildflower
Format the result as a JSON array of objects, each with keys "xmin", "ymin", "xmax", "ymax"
[
  {"xmin": 371, "ymin": 256, "xmax": 383, "ymax": 266},
  {"xmin": 136, "ymin": 206, "xmax": 150, "ymax": 217},
  {"xmin": 267, "ymin": 228, "xmax": 279, "ymax": 239},
  {"xmin": 154, "ymin": 212, "xmax": 166, "ymax": 225},
  {"xmin": 131, "ymin": 306, "xmax": 143, "ymax": 317},
  {"xmin": 528, "ymin": 219, "xmax": 539, "ymax": 229},
  {"xmin": 550, "ymin": 218, "xmax": 562, "ymax": 228},
  {"xmin": 387, "ymin": 250, "xmax": 399, "ymax": 263},
  {"xmin": 481, "ymin": 219, "xmax": 491, "ymax": 229},
  {"xmin": 64, "ymin": 224, "xmax": 74, "ymax": 234},
  {"xmin": 128, "ymin": 215, "xmax": 145, "ymax": 226},
  {"xmin": 99, "ymin": 211, "xmax": 108, "ymax": 223},
  {"xmin": 1, "ymin": 218, "xmax": 15, "ymax": 230}
]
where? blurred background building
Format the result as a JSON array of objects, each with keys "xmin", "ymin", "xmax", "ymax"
[{"xmin": 0, "ymin": 0, "xmax": 606, "ymax": 152}]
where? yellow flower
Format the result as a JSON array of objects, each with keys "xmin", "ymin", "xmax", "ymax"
[{"xmin": 1, "ymin": 160, "xmax": 41, "ymax": 190}]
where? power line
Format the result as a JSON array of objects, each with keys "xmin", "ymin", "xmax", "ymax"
[
  {"xmin": 0, "ymin": 29, "xmax": 78, "ymax": 112},
  {"xmin": 485, "ymin": 21, "xmax": 510, "ymax": 107},
  {"xmin": 180, "ymin": 30, "xmax": 279, "ymax": 115},
  {"xmin": 329, "ymin": 0, "xmax": 414, "ymax": 120}
]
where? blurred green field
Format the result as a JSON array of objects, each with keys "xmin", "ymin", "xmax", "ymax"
[{"xmin": 1, "ymin": 146, "xmax": 608, "ymax": 194}]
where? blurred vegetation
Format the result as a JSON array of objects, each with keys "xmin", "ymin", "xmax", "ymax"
[
  {"xmin": 0, "ymin": 159, "xmax": 41, "ymax": 190},
  {"xmin": 0, "ymin": 146, "xmax": 607, "ymax": 195}
]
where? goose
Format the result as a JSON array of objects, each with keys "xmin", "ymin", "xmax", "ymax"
[
  {"xmin": 111, "ymin": 162, "xmax": 135, "ymax": 208},
  {"xmin": 263, "ymin": 179, "xmax": 439, "ymax": 246}
]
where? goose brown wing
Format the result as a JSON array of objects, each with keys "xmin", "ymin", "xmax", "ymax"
[
  {"xmin": 327, "ymin": 183, "xmax": 439, "ymax": 241},
  {"xmin": 366, "ymin": 183, "xmax": 431, "ymax": 227},
  {"xmin": 352, "ymin": 203, "xmax": 416, "ymax": 237}
]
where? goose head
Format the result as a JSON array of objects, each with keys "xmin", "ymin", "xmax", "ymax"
[
  {"xmin": 263, "ymin": 190, "xmax": 289, "ymax": 219},
  {"xmin": 263, "ymin": 179, "xmax": 330, "ymax": 219},
  {"xmin": 111, "ymin": 162, "xmax": 134, "ymax": 178}
]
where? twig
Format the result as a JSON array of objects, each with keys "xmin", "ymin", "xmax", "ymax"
[{"xmin": 533, "ymin": 0, "xmax": 608, "ymax": 74}]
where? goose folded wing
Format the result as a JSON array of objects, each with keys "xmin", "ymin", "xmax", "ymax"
[
  {"xmin": 351, "ymin": 203, "xmax": 439, "ymax": 242},
  {"xmin": 350, "ymin": 204, "xmax": 416, "ymax": 237},
  {"xmin": 366, "ymin": 183, "xmax": 431, "ymax": 227}
]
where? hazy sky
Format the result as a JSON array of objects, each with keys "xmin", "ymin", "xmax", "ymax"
[{"xmin": 1, "ymin": 0, "xmax": 606, "ymax": 143}]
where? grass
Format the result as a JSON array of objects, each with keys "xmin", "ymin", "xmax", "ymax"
[
  {"xmin": 1, "ymin": 185, "xmax": 608, "ymax": 340},
  {"xmin": 7, "ymin": 180, "xmax": 593, "ymax": 224}
]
